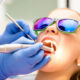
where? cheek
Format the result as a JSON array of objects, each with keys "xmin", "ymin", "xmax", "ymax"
[
  {"xmin": 40, "ymin": 46, "xmax": 76, "ymax": 72},
  {"xmin": 54, "ymin": 36, "xmax": 79, "ymax": 68},
  {"xmin": 53, "ymin": 37, "xmax": 79, "ymax": 70},
  {"xmin": 54, "ymin": 46, "xmax": 76, "ymax": 69}
]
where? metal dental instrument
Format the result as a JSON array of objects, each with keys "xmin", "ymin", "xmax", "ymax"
[
  {"xmin": 6, "ymin": 13, "xmax": 34, "ymax": 40},
  {"xmin": 5, "ymin": 13, "xmax": 53, "ymax": 53},
  {"xmin": 0, "ymin": 44, "xmax": 53, "ymax": 53}
]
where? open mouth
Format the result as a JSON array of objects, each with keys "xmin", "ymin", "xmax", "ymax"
[{"xmin": 41, "ymin": 37, "xmax": 56, "ymax": 55}]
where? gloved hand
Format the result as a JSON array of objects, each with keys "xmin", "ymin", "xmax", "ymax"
[
  {"xmin": 0, "ymin": 37, "xmax": 50, "ymax": 80},
  {"xmin": 0, "ymin": 20, "xmax": 37, "ymax": 44}
]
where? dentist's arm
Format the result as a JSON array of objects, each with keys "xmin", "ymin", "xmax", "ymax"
[
  {"xmin": 0, "ymin": 20, "xmax": 37, "ymax": 44},
  {"xmin": 0, "ymin": 42, "xmax": 50, "ymax": 80}
]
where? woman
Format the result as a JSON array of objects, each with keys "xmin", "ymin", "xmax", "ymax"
[{"xmin": 34, "ymin": 8, "xmax": 80, "ymax": 80}]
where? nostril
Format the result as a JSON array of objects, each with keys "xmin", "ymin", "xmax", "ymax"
[
  {"xmin": 46, "ymin": 30, "xmax": 49, "ymax": 33},
  {"xmin": 51, "ymin": 30, "xmax": 55, "ymax": 33}
]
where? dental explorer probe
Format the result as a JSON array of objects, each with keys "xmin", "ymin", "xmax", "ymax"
[
  {"xmin": 6, "ymin": 13, "xmax": 34, "ymax": 40},
  {"xmin": 5, "ymin": 13, "xmax": 53, "ymax": 52},
  {"xmin": 0, "ymin": 44, "xmax": 53, "ymax": 53}
]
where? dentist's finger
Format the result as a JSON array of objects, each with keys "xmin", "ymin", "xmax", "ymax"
[
  {"xmin": 16, "ymin": 42, "xmax": 43, "ymax": 57},
  {"xmin": 32, "ymin": 56, "xmax": 50, "ymax": 71},
  {"xmin": 16, "ymin": 20, "xmax": 37, "ymax": 40},
  {"xmin": 12, "ymin": 36, "xmax": 35, "ymax": 44},
  {"xmin": 28, "ymin": 50, "xmax": 44, "ymax": 65}
]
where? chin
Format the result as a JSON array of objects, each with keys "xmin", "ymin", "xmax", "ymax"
[
  {"xmin": 39, "ymin": 50, "xmax": 66, "ymax": 72},
  {"xmin": 39, "ymin": 54, "xmax": 57, "ymax": 72}
]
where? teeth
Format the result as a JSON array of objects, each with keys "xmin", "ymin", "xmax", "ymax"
[
  {"xmin": 50, "ymin": 48, "xmax": 53, "ymax": 52},
  {"xmin": 51, "ymin": 42, "xmax": 53, "ymax": 52},
  {"xmin": 44, "ymin": 40, "xmax": 53, "ymax": 43},
  {"xmin": 44, "ymin": 40, "xmax": 56, "ymax": 47},
  {"xmin": 51, "ymin": 42, "xmax": 55, "ymax": 52},
  {"xmin": 44, "ymin": 40, "xmax": 56, "ymax": 45}
]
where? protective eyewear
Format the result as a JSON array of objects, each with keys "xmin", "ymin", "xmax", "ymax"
[{"xmin": 33, "ymin": 17, "xmax": 80, "ymax": 35}]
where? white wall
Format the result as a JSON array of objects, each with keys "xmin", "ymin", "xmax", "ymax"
[
  {"xmin": 57, "ymin": 0, "xmax": 66, "ymax": 8},
  {"xmin": 0, "ymin": 3, "xmax": 7, "ymax": 34},
  {"xmin": 58, "ymin": 0, "xmax": 80, "ymax": 13},
  {"xmin": 70, "ymin": 0, "xmax": 80, "ymax": 13}
]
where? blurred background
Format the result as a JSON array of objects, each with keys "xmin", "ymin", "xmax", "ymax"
[
  {"xmin": 0, "ymin": 0, "xmax": 80, "ymax": 33},
  {"xmin": 0, "ymin": 0, "xmax": 80, "ymax": 80}
]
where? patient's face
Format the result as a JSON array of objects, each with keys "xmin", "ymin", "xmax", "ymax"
[{"xmin": 36, "ymin": 9, "xmax": 80, "ymax": 72}]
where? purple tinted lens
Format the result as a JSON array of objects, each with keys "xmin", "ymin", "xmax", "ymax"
[
  {"xmin": 34, "ymin": 17, "xmax": 53, "ymax": 30},
  {"xmin": 58, "ymin": 19, "xmax": 78, "ymax": 32}
]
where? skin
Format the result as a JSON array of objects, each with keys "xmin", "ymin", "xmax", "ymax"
[{"xmin": 35, "ymin": 8, "xmax": 80, "ymax": 80}]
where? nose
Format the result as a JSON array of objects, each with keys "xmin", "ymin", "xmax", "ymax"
[{"xmin": 45, "ymin": 24, "xmax": 58, "ymax": 34}]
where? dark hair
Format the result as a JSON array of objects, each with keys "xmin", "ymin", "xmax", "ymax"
[{"xmin": 70, "ymin": 71, "xmax": 80, "ymax": 80}]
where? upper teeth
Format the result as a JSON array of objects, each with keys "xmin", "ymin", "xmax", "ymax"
[
  {"xmin": 44, "ymin": 40, "xmax": 56, "ymax": 45},
  {"xmin": 44, "ymin": 40, "xmax": 53, "ymax": 43}
]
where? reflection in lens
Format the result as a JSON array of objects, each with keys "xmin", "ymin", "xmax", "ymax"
[
  {"xmin": 58, "ymin": 26, "xmax": 65, "ymax": 31},
  {"xmin": 58, "ymin": 19, "xmax": 78, "ymax": 32},
  {"xmin": 34, "ymin": 17, "xmax": 53, "ymax": 30}
]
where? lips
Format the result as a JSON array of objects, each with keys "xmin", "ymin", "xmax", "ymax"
[{"xmin": 41, "ymin": 37, "xmax": 56, "ymax": 56}]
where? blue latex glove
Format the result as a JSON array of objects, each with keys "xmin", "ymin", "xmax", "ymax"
[
  {"xmin": 0, "ymin": 37, "xmax": 50, "ymax": 80},
  {"xmin": 0, "ymin": 20, "xmax": 37, "ymax": 44}
]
